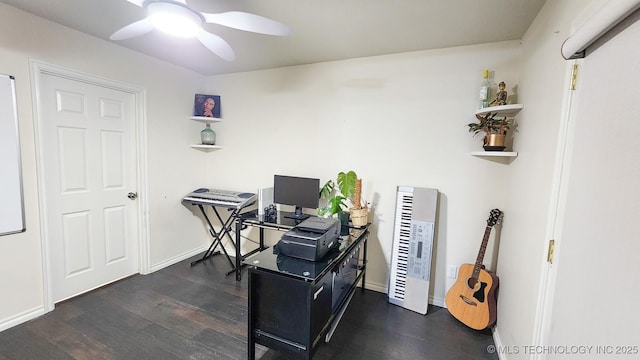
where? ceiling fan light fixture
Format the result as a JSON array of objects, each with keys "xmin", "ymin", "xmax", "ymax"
[
  {"xmin": 147, "ymin": 1, "xmax": 203, "ymax": 38},
  {"xmin": 112, "ymin": 0, "xmax": 290, "ymax": 61}
]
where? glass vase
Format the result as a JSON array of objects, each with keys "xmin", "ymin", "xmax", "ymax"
[{"xmin": 200, "ymin": 124, "xmax": 216, "ymax": 145}]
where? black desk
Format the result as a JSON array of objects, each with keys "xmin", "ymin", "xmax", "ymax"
[
  {"xmin": 244, "ymin": 226, "xmax": 368, "ymax": 360},
  {"xmin": 232, "ymin": 211, "xmax": 310, "ymax": 281}
]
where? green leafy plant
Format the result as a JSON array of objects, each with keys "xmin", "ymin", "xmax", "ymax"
[
  {"xmin": 318, "ymin": 171, "xmax": 358, "ymax": 217},
  {"xmin": 467, "ymin": 112, "xmax": 512, "ymax": 137}
]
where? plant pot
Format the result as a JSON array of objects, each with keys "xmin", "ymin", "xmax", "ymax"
[
  {"xmin": 349, "ymin": 208, "xmax": 368, "ymax": 227},
  {"xmin": 483, "ymin": 134, "xmax": 506, "ymax": 151},
  {"xmin": 485, "ymin": 134, "xmax": 506, "ymax": 146}
]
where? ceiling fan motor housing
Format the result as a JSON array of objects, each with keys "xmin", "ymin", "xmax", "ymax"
[{"xmin": 146, "ymin": 1, "xmax": 204, "ymax": 37}]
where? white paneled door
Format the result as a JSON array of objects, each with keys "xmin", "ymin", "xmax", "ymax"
[
  {"xmin": 538, "ymin": 16, "xmax": 640, "ymax": 357},
  {"xmin": 40, "ymin": 72, "xmax": 139, "ymax": 303}
]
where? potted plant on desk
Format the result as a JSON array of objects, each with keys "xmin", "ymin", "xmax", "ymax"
[{"xmin": 319, "ymin": 171, "xmax": 368, "ymax": 232}]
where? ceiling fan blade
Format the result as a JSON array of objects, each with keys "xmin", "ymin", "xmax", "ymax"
[
  {"xmin": 125, "ymin": 0, "xmax": 145, "ymax": 7},
  {"xmin": 202, "ymin": 11, "xmax": 292, "ymax": 36},
  {"xmin": 110, "ymin": 18, "xmax": 154, "ymax": 40},
  {"xmin": 125, "ymin": 0, "xmax": 187, "ymax": 7},
  {"xmin": 196, "ymin": 30, "xmax": 236, "ymax": 61}
]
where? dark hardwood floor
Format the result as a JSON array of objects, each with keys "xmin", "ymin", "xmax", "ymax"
[{"xmin": 0, "ymin": 254, "xmax": 497, "ymax": 360}]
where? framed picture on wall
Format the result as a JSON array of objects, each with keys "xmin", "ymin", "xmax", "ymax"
[{"xmin": 194, "ymin": 94, "xmax": 221, "ymax": 118}]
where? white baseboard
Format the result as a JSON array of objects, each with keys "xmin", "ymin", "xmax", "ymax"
[
  {"xmin": 430, "ymin": 295, "xmax": 446, "ymax": 308},
  {"xmin": 149, "ymin": 244, "xmax": 209, "ymax": 273},
  {"xmin": 492, "ymin": 326, "xmax": 506, "ymax": 360},
  {"xmin": 0, "ymin": 306, "xmax": 46, "ymax": 332},
  {"xmin": 362, "ymin": 280, "xmax": 387, "ymax": 293},
  {"xmin": 361, "ymin": 281, "xmax": 446, "ymax": 309}
]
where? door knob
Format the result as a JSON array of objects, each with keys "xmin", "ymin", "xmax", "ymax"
[{"xmin": 128, "ymin": 192, "xmax": 138, "ymax": 200}]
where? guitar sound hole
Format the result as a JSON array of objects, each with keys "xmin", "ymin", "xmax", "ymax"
[{"xmin": 467, "ymin": 277, "xmax": 479, "ymax": 290}]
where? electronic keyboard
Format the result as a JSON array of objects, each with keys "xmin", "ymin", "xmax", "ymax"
[
  {"xmin": 388, "ymin": 186, "xmax": 438, "ymax": 315},
  {"xmin": 183, "ymin": 188, "xmax": 256, "ymax": 209}
]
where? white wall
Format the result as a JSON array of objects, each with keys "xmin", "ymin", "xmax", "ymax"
[
  {"xmin": 202, "ymin": 42, "xmax": 522, "ymax": 301},
  {"xmin": 0, "ymin": 3, "xmax": 212, "ymax": 329},
  {"xmin": 496, "ymin": 0, "xmax": 613, "ymax": 358}
]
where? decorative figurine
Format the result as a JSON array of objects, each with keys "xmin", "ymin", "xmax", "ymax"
[{"xmin": 489, "ymin": 81, "xmax": 508, "ymax": 107}]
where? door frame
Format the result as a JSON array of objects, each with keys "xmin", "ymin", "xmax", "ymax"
[
  {"xmin": 529, "ymin": 58, "xmax": 583, "ymax": 358},
  {"xmin": 30, "ymin": 60, "xmax": 150, "ymax": 312}
]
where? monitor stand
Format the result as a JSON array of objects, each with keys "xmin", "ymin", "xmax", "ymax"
[{"xmin": 283, "ymin": 206, "xmax": 310, "ymax": 220}]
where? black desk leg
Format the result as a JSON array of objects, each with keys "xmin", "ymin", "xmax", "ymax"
[
  {"xmin": 235, "ymin": 218, "xmax": 243, "ymax": 281},
  {"xmin": 247, "ymin": 269, "xmax": 256, "ymax": 360},
  {"xmin": 259, "ymin": 227, "xmax": 265, "ymax": 249},
  {"xmin": 229, "ymin": 218, "xmax": 266, "ymax": 282},
  {"xmin": 362, "ymin": 236, "xmax": 368, "ymax": 291}
]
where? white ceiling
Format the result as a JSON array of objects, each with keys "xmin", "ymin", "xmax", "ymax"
[{"xmin": 0, "ymin": 0, "xmax": 547, "ymax": 76}]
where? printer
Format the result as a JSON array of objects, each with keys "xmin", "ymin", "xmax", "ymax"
[{"xmin": 276, "ymin": 217, "xmax": 340, "ymax": 261}]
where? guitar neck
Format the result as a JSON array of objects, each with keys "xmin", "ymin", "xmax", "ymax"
[{"xmin": 472, "ymin": 226, "xmax": 492, "ymax": 279}]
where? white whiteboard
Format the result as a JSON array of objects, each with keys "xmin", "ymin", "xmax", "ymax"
[{"xmin": 0, "ymin": 74, "xmax": 25, "ymax": 235}]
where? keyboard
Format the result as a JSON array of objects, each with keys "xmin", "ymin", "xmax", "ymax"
[{"xmin": 183, "ymin": 188, "xmax": 256, "ymax": 209}]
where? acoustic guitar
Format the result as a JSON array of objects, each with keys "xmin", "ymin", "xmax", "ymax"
[{"xmin": 445, "ymin": 209, "xmax": 502, "ymax": 330}]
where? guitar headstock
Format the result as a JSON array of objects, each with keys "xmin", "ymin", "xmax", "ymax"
[{"xmin": 487, "ymin": 208, "xmax": 503, "ymax": 227}]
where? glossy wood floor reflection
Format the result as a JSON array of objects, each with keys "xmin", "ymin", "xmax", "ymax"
[{"xmin": 0, "ymin": 254, "xmax": 498, "ymax": 360}]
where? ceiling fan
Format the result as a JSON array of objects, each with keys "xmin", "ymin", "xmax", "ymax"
[{"xmin": 110, "ymin": 0, "xmax": 292, "ymax": 61}]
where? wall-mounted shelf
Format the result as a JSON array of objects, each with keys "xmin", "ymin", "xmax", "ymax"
[
  {"xmin": 472, "ymin": 103, "xmax": 523, "ymax": 163},
  {"xmin": 190, "ymin": 144, "xmax": 222, "ymax": 152},
  {"xmin": 190, "ymin": 116, "xmax": 222, "ymax": 124},
  {"xmin": 475, "ymin": 103, "xmax": 523, "ymax": 118},
  {"xmin": 471, "ymin": 151, "xmax": 518, "ymax": 164},
  {"xmin": 471, "ymin": 151, "xmax": 518, "ymax": 157},
  {"xmin": 190, "ymin": 116, "xmax": 222, "ymax": 150}
]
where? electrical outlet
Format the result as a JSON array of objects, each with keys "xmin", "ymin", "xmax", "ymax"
[{"xmin": 447, "ymin": 265, "xmax": 457, "ymax": 279}]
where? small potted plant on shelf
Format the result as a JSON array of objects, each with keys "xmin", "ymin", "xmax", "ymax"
[
  {"xmin": 319, "ymin": 171, "xmax": 368, "ymax": 231},
  {"xmin": 467, "ymin": 112, "xmax": 513, "ymax": 151}
]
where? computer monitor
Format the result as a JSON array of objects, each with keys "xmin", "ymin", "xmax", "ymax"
[{"xmin": 273, "ymin": 175, "xmax": 320, "ymax": 220}]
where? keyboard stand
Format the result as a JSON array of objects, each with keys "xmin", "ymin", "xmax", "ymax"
[{"xmin": 189, "ymin": 203, "xmax": 241, "ymax": 270}]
